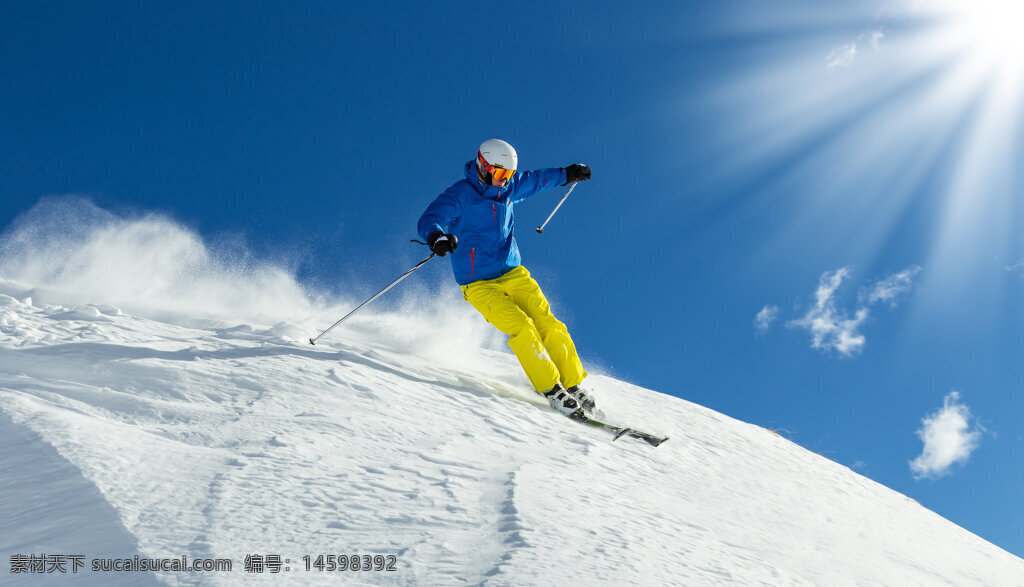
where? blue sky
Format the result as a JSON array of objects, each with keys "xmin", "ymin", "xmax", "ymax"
[{"xmin": 3, "ymin": 0, "xmax": 1022, "ymax": 557}]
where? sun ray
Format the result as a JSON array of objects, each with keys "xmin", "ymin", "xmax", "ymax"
[{"xmin": 692, "ymin": 0, "xmax": 1024, "ymax": 320}]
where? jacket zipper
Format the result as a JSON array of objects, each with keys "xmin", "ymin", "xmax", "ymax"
[{"xmin": 470, "ymin": 248, "xmax": 475, "ymax": 280}]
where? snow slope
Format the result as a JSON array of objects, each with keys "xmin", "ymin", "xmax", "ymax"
[
  {"xmin": 4, "ymin": 292, "xmax": 1024, "ymax": 585},
  {"xmin": 1, "ymin": 205, "xmax": 1023, "ymax": 585}
]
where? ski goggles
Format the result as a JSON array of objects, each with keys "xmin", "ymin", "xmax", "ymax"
[{"xmin": 477, "ymin": 151, "xmax": 516, "ymax": 182}]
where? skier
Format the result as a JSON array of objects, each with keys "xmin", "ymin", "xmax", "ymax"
[{"xmin": 418, "ymin": 139, "xmax": 595, "ymax": 420}]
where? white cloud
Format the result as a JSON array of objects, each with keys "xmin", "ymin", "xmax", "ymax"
[
  {"xmin": 1007, "ymin": 258, "xmax": 1024, "ymax": 273},
  {"xmin": 787, "ymin": 268, "xmax": 869, "ymax": 357},
  {"xmin": 754, "ymin": 305, "xmax": 779, "ymax": 334},
  {"xmin": 910, "ymin": 391, "xmax": 983, "ymax": 480},
  {"xmin": 779, "ymin": 265, "xmax": 921, "ymax": 358},
  {"xmin": 866, "ymin": 30, "xmax": 884, "ymax": 52},
  {"xmin": 827, "ymin": 43, "xmax": 858, "ymax": 69},
  {"xmin": 861, "ymin": 266, "xmax": 922, "ymax": 307},
  {"xmin": 827, "ymin": 29, "xmax": 885, "ymax": 69}
]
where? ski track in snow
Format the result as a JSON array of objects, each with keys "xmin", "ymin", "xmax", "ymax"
[{"xmin": 1, "ymin": 290, "xmax": 1023, "ymax": 586}]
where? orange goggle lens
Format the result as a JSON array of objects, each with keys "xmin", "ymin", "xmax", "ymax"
[
  {"xmin": 490, "ymin": 166, "xmax": 516, "ymax": 181},
  {"xmin": 477, "ymin": 151, "xmax": 516, "ymax": 182}
]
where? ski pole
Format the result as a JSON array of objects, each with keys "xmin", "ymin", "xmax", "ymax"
[
  {"xmin": 309, "ymin": 253, "xmax": 436, "ymax": 345},
  {"xmin": 536, "ymin": 182, "xmax": 579, "ymax": 234}
]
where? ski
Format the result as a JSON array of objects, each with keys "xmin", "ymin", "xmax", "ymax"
[{"xmin": 575, "ymin": 413, "xmax": 669, "ymax": 447}]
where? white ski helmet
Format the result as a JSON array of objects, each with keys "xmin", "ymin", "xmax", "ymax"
[{"xmin": 476, "ymin": 138, "xmax": 518, "ymax": 183}]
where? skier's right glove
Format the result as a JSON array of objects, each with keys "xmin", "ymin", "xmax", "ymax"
[{"xmin": 427, "ymin": 231, "xmax": 458, "ymax": 257}]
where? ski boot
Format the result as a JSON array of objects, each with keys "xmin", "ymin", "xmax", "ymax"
[
  {"xmin": 566, "ymin": 385, "xmax": 598, "ymax": 415},
  {"xmin": 543, "ymin": 384, "xmax": 587, "ymax": 422}
]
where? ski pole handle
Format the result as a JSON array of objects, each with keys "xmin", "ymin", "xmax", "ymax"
[
  {"xmin": 536, "ymin": 182, "xmax": 578, "ymax": 234},
  {"xmin": 310, "ymin": 253, "xmax": 436, "ymax": 345}
]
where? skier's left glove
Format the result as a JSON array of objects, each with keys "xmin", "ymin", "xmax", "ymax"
[
  {"xmin": 564, "ymin": 163, "xmax": 592, "ymax": 185},
  {"xmin": 427, "ymin": 230, "xmax": 458, "ymax": 257}
]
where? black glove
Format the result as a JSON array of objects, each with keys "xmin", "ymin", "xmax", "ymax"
[
  {"xmin": 564, "ymin": 163, "xmax": 592, "ymax": 184},
  {"xmin": 427, "ymin": 230, "xmax": 458, "ymax": 257}
]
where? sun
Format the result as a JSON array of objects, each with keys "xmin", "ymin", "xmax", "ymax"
[
  {"xmin": 961, "ymin": 0, "xmax": 1024, "ymax": 55},
  {"xmin": 927, "ymin": 0, "xmax": 1024, "ymax": 79}
]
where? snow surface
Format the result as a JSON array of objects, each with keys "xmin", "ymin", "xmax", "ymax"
[{"xmin": 2, "ymin": 208, "xmax": 1024, "ymax": 585}]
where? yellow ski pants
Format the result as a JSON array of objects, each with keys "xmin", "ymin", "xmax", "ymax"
[{"xmin": 461, "ymin": 266, "xmax": 587, "ymax": 393}]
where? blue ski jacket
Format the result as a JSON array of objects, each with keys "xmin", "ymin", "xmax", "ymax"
[{"xmin": 418, "ymin": 161, "xmax": 567, "ymax": 285}]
